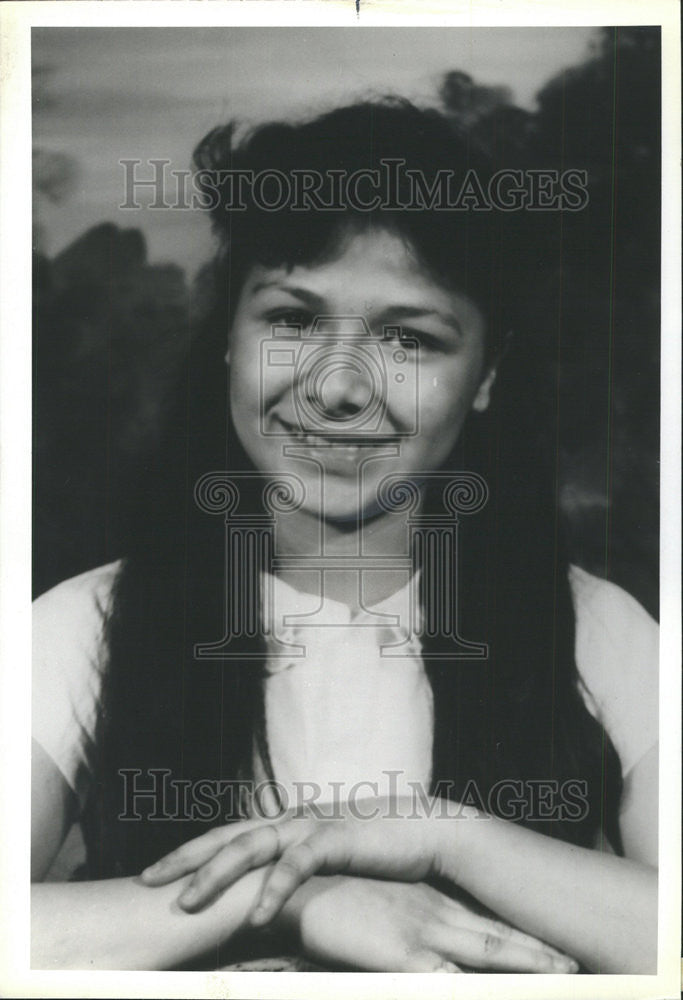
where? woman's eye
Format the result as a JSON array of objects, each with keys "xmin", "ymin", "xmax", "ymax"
[
  {"xmin": 266, "ymin": 308, "xmax": 312, "ymax": 329},
  {"xmin": 383, "ymin": 328, "xmax": 419, "ymax": 350},
  {"xmin": 396, "ymin": 329, "xmax": 439, "ymax": 353}
]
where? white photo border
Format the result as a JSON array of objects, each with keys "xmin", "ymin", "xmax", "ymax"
[{"xmin": 1, "ymin": 2, "xmax": 680, "ymax": 998}]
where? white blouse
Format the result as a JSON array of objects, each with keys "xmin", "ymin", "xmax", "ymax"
[{"xmin": 258, "ymin": 572, "xmax": 433, "ymax": 809}]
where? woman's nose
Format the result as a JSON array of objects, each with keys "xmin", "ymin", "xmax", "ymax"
[{"xmin": 315, "ymin": 362, "xmax": 375, "ymax": 418}]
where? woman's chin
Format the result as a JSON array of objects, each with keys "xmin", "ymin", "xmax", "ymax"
[{"xmin": 312, "ymin": 492, "xmax": 394, "ymax": 526}]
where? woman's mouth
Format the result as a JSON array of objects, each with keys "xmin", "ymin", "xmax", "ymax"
[
  {"xmin": 274, "ymin": 417, "xmax": 397, "ymax": 449},
  {"xmin": 272, "ymin": 417, "xmax": 400, "ymax": 474}
]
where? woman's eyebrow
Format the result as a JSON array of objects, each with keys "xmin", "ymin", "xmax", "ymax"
[
  {"xmin": 250, "ymin": 281, "xmax": 324, "ymax": 309},
  {"xmin": 379, "ymin": 305, "xmax": 464, "ymax": 335}
]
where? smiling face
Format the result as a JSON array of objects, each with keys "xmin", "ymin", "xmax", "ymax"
[{"xmin": 227, "ymin": 227, "xmax": 495, "ymax": 522}]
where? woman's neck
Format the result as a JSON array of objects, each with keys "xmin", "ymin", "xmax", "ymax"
[{"xmin": 272, "ymin": 504, "xmax": 416, "ymax": 611}]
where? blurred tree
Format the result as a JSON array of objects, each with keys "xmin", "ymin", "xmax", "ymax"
[
  {"xmin": 440, "ymin": 27, "xmax": 660, "ymax": 616},
  {"xmin": 33, "ymin": 148, "xmax": 77, "ymax": 205},
  {"xmin": 530, "ymin": 27, "xmax": 660, "ymax": 617},
  {"xmin": 440, "ymin": 71, "xmax": 514, "ymax": 128},
  {"xmin": 32, "ymin": 64, "xmax": 80, "ymax": 253},
  {"xmin": 33, "ymin": 224, "xmax": 190, "ymax": 596},
  {"xmin": 439, "ymin": 71, "xmax": 536, "ymax": 164}
]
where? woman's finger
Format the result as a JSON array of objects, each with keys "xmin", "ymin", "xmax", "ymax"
[
  {"xmin": 427, "ymin": 923, "xmax": 578, "ymax": 973},
  {"xmin": 250, "ymin": 841, "xmax": 322, "ymax": 924},
  {"xmin": 141, "ymin": 816, "xmax": 282, "ymax": 885},
  {"xmin": 140, "ymin": 825, "xmax": 240, "ymax": 884},
  {"xmin": 440, "ymin": 904, "xmax": 574, "ymax": 962},
  {"xmin": 403, "ymin": 950, "xmax": 463, "ymax": 973},
  {"xmin": 178, "ymin": 824, "xmax": 287, "ymax": 910},
  {"xmin": 250, "ymin": 827, "xmax": 349, "ymax": 924}
]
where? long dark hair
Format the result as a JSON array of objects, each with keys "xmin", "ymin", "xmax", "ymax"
[{"xmin": 82, "ymin": 100, "xmax": 623, "ymax": 879}]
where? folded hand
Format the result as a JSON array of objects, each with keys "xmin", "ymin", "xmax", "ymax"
[
  {"xmin": 290, "ymin": 877, "xmax": 579, "ymax": 973},
  {"xmin": 141, "ymin": 796, "xmax": 443, "ymax": 921}
]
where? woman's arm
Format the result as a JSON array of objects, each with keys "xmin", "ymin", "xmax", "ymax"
[
  {"xmin": 31, "ymin": 868, "xmax": 269, "ymax": 970},
  {"xmin": 31, "ymin": 740, "xmax": 77, "ymax": 881},
  {"xmin": 456, "ymin": 760, "xmax": 659, "ymax": 976},
  {"xmin": 435, "ymin": 800, "xmax": 657, "ymax": 974},
  {"xmin": 436, "ymin": 745, "xmax": 659, "ymax": 974},
  {"xmin": 455, "ymin": 745, "xmax": 659, "ymax": 973},
  {"xmin": 144, "ymin": 747, "xmax": 659, "ymax": 974},
  {"xmin": 31, "ymin": 740, "xmax": 269, "ymax": 970},
  {"xmin": 30, "ymin": 741, "xmax": 572, "ymax": 973}
]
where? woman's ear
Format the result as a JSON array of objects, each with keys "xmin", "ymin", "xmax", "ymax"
[
  {"xmin": 472, "ymin": 366, "xmax": 497, "ymax": 412},
  {"xmin": 224, "ymin": 349, "xmax": 231, "ymax": 365}
]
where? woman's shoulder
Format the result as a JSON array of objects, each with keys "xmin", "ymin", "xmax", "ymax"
[
  {"xmin": 568, "ymin": 564, "xmax": 658, "ymax": 776},
  {"xmin": 33, "ymin": 557, "xmax": 122, "ymax": 694},
  {"xmin": 33, "ymin": 559, "xmax": 122, "ymax": 623},
  {"xmin": 33, "ymin": 560, "xmax": 123, "ymax": 804},
  {"xmin": 568, "ymin": 564, "xmax": 657, "ymax": 639}
]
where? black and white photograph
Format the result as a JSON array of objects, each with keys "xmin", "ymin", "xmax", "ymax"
[{"xmin": 0, "ymin": 1, "xmax": 680, "ymax": 996}]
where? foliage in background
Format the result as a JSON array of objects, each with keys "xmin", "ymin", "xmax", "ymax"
[
  {"xmin": 33, "ymin": 227, "xmax": 190, "ymax": 593},
  {"xmin": 439, "ymin": 27, "xmax": 660, "ymax": 615}
]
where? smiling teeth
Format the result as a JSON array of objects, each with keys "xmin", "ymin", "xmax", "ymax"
[
  {"xmin": 290, "ymin": 429, "xmax": 361, "ymax": 447},
  {"xmin": 278, "ymin": 420, "xmax": 395, "ymax": 446}
]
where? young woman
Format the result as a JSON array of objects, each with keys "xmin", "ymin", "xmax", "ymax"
[{"xmin": 31, "ymin": 100, "xmax": 658, "ymax": 972}]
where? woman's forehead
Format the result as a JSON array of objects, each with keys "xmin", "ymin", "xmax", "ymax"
[{"xmin": 240, "ymin": 228, "xmax": 477, "ymax": 314}]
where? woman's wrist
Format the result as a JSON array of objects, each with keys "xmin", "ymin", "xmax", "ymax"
[
  {"xmin": 429, "ymin": 798, "xmax": 483, "ymax": 886},
  {"xmin": 271, "ymin": 875, "xmax": 350, "ymax": 954}
]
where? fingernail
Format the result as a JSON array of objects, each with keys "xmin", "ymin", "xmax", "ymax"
[
  {"xmin": 250, "ymin": 904, "xmax": 269, "ymax": 925},
  {"xmin": 553, "ymin": 956, "xmax": 578, "ymax": 973},
  {"xmin": 179, "ymin": 885, "xmax": 199, "ymax": 908},
  {"xmin": 141, "ymin": 862, "xmax": 163, "ymax": 880}
]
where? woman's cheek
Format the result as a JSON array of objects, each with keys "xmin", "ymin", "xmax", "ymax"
[
  {"xmin": 419, "ymin": 378, "xmax": 470, "ymax": 441},
  {"xmin": 229, "ymin": 339, "xmax": 265, "ymax": 411}
]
